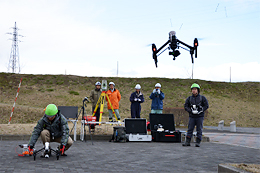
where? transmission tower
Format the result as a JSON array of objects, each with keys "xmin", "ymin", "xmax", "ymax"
[{"xmin": 7, "ymin": 22, "xmax": 23, "ymax": 73}]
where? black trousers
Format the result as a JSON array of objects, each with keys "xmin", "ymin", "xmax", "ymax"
[
  {"xmin": 92, "ymin": 107, "xmax": 100, "ymax": 122},
  {"xmin": 187, "ymin": 116, "xmax": 204, "ymax": 141}
]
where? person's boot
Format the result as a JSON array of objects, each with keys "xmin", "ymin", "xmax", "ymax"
[
  {"xmin": 109, "ymin": 118, "xmax": 113, "ymax": 125},
  {"xmin": 182, "ymin": 137, "xmax": 191, "ymax": 146},
  {"xmin": 117, "ymin": 118, "xmax": 121, "ymax": 126},
  {"xmin": 195, "ymin": 138, "xmax": 201, "ymax": 147}
]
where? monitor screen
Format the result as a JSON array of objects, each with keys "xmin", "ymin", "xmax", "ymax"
[{"xmin": 125, "ymin": 118, "xmax": 147, "ymax": 134}]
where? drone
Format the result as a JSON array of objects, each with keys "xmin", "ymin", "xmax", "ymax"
[{"xmin": 152, "ymin": 31, "xmax": 198, "ymax": 67}]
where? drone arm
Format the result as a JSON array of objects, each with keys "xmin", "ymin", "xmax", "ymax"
[
  {"xmin": 177, "ymin": 39, "xmax": 196, "ymax": 64},
  {"xmin": 177, "ymin": 39, "xmax": 193, "ymax": 49},
  {"xmin": 155, "ymin": 40, "xmax": 170, "ymax": 55}
]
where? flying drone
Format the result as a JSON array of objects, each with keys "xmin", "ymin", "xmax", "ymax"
[{"xmin": 152, "ymin": 31, "xmax": 198, "ymax": 67}]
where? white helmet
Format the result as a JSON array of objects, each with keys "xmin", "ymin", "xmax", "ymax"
[
  {"xmin": 155, "ymin": 83, "xmax": 161, "ymax": 88},
  {"xmin": 135, "ymin": 84, "xmax": 141, "ymax": 89},
  {"xmin": 109, "ymin": 82, "xmax": 115, "ymax": 86},
  {"xmin": 95, "ymin": 81, "xmax": 101, "ymax": 86}
]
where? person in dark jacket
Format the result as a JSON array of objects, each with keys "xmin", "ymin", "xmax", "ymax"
[
  {"xmin": 28, "ymin": 104, "xmax": 73, "ymax": 157},
  {"xmin": 90, "ymin": 81, "xmax": 102, "ymax": 122},
  {"xmin": 130, "ymin": 84, "xmax": 144, "ymax": 118},
  {"xmin": 149, "ymin": 83, "xmax": 165, "ymax": 114},
  {"xmin": 183, "ymin": 83, "xmax": 209, "ymax": 147}
]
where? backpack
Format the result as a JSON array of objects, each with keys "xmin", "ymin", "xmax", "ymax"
[{"xmin": 110, "ymin": 126, "xmax": 126, "ymax": 142}]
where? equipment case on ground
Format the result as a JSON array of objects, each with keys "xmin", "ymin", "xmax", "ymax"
[
  {"xmin": 124, "ymin": 118, "xmax": 152, "ymax": 142},
  {"xmin": 151, "ymin": 130, "xmax": 181, "ymax": 142},
  {"xmin": 127, "ymin": 134, "xmax": 152, "ymax": 142},
  {"xmin": 149, "ymin": 113, "xmax": 182, "ymax": 142}
]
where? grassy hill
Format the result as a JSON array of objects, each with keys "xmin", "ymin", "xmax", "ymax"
[{"xmin": 0, "ymin": 72, "xmax": 259, "ymax": 127}]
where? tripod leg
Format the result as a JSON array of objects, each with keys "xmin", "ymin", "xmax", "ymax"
[
  {"xmin": 99, "ymin": 95, "xmax": 105, "ymax": 125},
  {"xmin": 92, "ymin": 95, "xmax": 102, "ymax": 117},
  {"xmin": 105, "ymin": 94, "xmax": 118, "ymax": 121}
]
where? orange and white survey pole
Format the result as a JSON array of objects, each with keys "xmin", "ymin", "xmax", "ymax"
[{"xmin": 8, "ymin": 78, "xmax": 22, "ymax": 124}]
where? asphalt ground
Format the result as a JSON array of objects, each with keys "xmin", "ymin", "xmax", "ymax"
[{"xmin": 1, "ymin": 138, "xmax": 259, "ymax": 173}]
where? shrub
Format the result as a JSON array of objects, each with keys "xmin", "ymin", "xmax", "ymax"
[
  {"xmin": 69, "ymin": 90, "xmax": 79, "ymax": 95},
  {"xmin": 46, "ymin": 88, "xmax": 54, "ymax": 92}
]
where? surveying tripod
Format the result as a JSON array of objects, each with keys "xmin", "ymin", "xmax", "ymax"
[{"xmin": 92, "ymin": 91, "xmax": 118, "ymax": 123}]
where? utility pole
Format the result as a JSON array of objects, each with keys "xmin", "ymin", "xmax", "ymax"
[
  {"xmin": 7, "ymin": 22, "xmax": 23, "ymax": 73},
  {"xmin": 191, "ymin": 63, "xmax": 194, "ymax": 79},
  {"xmin": 117, "ymin": 61, "xmax": 119, "ymax": 77},
  {"xmin": 230, "ymin": 66, "xmax": 231, "ymax": 83}
]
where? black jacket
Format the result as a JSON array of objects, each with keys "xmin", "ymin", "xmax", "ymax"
[
  {"xmin": 184, "ymin": 94, "xmax": 209, "ymax": 118},
  {"xmin": 130, "ymin": 91, "xmax": 144, "ymax": 108}
]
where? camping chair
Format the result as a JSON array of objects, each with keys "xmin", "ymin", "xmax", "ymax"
[{"xmin": 58, "ymin": 106, "xmax": 78, "ymax": 141}]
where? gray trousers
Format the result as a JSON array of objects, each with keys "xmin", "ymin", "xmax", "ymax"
[
  {"xmin": 108, "ymin": 109, "xmax": 120, "ymax": 120},
  {"xmin": 186, "ymin": 117, "xmax": 204, "ymax": 141}
]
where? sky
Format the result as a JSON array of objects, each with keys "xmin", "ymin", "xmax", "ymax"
[{"xmin": 0, "ymin": 0, "xmax": 259, "ymax": 82}]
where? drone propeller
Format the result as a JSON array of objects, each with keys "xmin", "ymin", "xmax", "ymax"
[
  {"xmin": 196, "ymin": 37, "xmax": 205, "ymax": 41},
  {"xmin": 146, "ymin": 43, "xmax": 154, "ymax": 47}
]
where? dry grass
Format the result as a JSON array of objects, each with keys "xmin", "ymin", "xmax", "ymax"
[
  {"xmin": 231, "ymin": 163, "xmax": 260, "ymax": 173},
  {"xmin": 0, "ymin": 121, "xmax": 115, "ymax": 135},
  {"xmin": 0, "ymin": 73, "xmax": 260, "ymax": 127}
]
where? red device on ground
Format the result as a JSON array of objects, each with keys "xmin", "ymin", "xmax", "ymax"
[{"xmin": 83, "ymin": 116, "xmax": 96, "ymax": 129}]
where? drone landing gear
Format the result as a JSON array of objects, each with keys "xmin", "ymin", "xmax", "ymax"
[{"xmin": 33, "ymin": 147, "xmax": 61, "ymax": 161}]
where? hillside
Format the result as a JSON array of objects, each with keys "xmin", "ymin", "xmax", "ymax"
[{"xmin": 0, "ymin": 72, "xmax": 259, "ymax": 127}]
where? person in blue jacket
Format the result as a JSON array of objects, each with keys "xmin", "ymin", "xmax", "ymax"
[
  {"xmin": 149, "ymin": 83, "xmax": 165, "ymax": 114},
  {"xmin": 130, "ymin": 84, "xmax": 144, "ymax": 118}
]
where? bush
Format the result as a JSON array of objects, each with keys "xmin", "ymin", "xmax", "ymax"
[{"xmin": 69, "ymin": 90, "xmax": 79, "ymax": 95}]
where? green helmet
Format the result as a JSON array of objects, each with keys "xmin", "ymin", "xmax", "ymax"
[
  {"xmin": 45, "ymin": 104, "xmax": 58, "ymax": 117},
  {"xmin": 191, "ymin": 83, "xmax": 200, "ymax": 89}
]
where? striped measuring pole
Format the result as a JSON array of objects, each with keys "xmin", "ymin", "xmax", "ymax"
[{"xmin": 8, "ymin": 78, "xmax": 22, "ymax": 124}]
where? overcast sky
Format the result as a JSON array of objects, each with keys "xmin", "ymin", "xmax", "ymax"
[{"xmin": 0, "ymin": 0, "xmax": 259, "ymax": 82}]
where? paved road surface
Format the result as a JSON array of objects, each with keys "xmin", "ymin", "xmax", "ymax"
[
  {"xmin": 0, "ymin": 139, "xmax": 259, "ymax": 173},
  {"xmin": 204, "ymin": 132, "xmax": 260, "ymax": 150}
]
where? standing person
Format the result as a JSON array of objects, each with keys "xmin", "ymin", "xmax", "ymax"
[
  {"xmin": 90, "ymin": 81, "xmax": 102, "ymax": 122},
  {"xmin": 129, "ymin": 84, "xmax": 144, "ymax": 118},
  {"xmin": 149, "ymin": 83, "xmax": 165, "ymax": 114},
  {"xmin": 183, "ymin": 83, "xmax": 209, "ymax": 147},
  {"xmin": 106, "ymin": 82, "xmax": 121, "ymax": 122},
  {"xmin": 28, "ymin": 104, "xmax": 73, "ymax": 157}
]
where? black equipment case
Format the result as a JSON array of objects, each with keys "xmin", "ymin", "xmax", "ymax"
[
  {"xmin": 149, "ymin": 113, "xmax": 181, "ymax": 142},
  {"xmin": 151, "ymin": 131, "xmax": 181, "ymax": 142}
]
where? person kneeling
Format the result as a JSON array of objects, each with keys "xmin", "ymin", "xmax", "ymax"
[{"xmin": 28, "ymin": 104, "xmax": 73, "ymax": 157}]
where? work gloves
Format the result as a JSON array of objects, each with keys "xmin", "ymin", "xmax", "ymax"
[
  {"xmin": 134, "ymin": 98, "xmax": 142, "ymax": 102},
  {"xmin": 28, "ymin": 146, "xmax": 34, "ymax": 155},
  {"xmin": 60, "ymin": 145, "xmax": 65, "ymax": 155},
  {"xmin": 153, "ymin": 89, "xmax": 160, "ymax": 94}
]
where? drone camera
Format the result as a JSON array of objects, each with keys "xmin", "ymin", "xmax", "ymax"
[{"xmin": 169, "ymin": 50, "xmax": 180, "ymax": 58}]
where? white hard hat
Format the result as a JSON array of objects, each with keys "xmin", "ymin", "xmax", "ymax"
[
  {"xmin": 109, "ymin": 82, "xmax": 115, "ymax": 86},
  {"xmin": 95, "ymin": 81, "xmax": 101, "ymax": 86},
  {"xmin": 155, "ymin": 83, "xmax": 161, "ymax": 88},
  {"xmin": 135, "ymin": 84, "xmax": 141, "ymax": 89}
]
